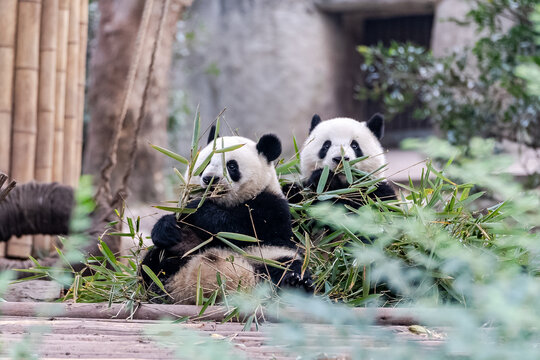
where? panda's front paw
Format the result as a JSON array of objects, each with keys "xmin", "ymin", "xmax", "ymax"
[
  {"xmin": 282, "ymin": 183, "xmax": 304, "ymax": 204},
  {"xmin": 151, "ymin": 214, "xmax": 183, "ymax": 249},
  {"xmin": 306, "ymin": 169, "xmax": 347, "ymax": 192},
  {"xmin": 282, "ymin": 272, "xmax": 314, "ymax": 293}
]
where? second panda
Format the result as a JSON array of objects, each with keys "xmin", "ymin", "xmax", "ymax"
[
  {"xmin": 286, "ymin": 113, "xmax": 396, "ymax": 207},
  {"xmin": 142, "ymin": 129, "xmax": 312, "ymax": 304}
]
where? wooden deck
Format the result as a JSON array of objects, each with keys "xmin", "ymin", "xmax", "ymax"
[{"xmin": 0, "ymin": 302, "xmax": 444, "ymax": 359}]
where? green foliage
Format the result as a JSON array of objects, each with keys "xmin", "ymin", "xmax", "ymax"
[
  {"xmin": 516, "ymin": 4, "xmax": 540, "ymax": 97},
  {"xmin": 358, "ymin": 0, "xmax": 540, "ymax": 150},
  {"xmin": 279, "ymin": 136, "xmax": 540, "ymax": 306}
]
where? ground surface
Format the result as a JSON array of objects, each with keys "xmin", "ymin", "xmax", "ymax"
[{"xmin": 0, "ymin": 315, "xmax": 443, "ymax": 359}]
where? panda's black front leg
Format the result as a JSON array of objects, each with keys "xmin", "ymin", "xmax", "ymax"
[
  {"xmin": 282, "ymin": 182, "xmax": 304, "ymax": 204},
  {"xmin": 305, "ymin": 169, "xmax": 348, "ymax": 192},
  {"xmin": 181, "ymin": 200, "xmax": 248, "ymax": 238},
  {"xmin": 151, "ymin": 214, "xmax": 185, "ymax": 249},
  {"xmin": 370, "ymin": 181, "xmax": 397, "ymax": 202}
]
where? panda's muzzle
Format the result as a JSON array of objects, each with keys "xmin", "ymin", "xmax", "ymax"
[
  {"xmin": 202, "ymin": 176, "xmax": 220, "ymax": 186},
  {"xmin": 332, "ymin": 156, "xmax": 349, "ymax": 164}
]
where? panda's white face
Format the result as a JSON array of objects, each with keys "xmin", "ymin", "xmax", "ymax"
[
  {"xmin": 300, "ymin": 117, "xmax": 386, "ymax": 179},
  {"xmin": 189, "ymin": 136, "xmax": 283, "ymax": 206}
]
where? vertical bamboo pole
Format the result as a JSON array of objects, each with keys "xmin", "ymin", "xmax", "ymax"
[
  {"xmin": 33, "ymin": 0, "xmax": 59, "ymax": 257},
  {"xmin": 8, "ymin": 0, "xmax": 42, "ymax": 258},
  {"xmin": 0, "ymin": 1, "xmax": 18, "ymax": 258},
  {"xmin": 0, "ymin": 0, "xmax": 18, "ymax": 176},
  {"xmin": 63, "ymin": 0, "xmax": 79, "ymax": 187},
  {"xmin": 35, "ymin": 0, "xmax": 58, "ymax": 182},
  {"xmin": 75, "ymin": 0, "xmax": 89, "ymax": 186},
  {"xmin": 52, "ymin": 0, "xmax": 69, "ymax": 183}
]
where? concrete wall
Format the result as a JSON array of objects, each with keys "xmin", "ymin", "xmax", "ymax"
[
  {"xmin": 171, "ymin": 0, "xmax": 347, "ymax": 156},
  {"xmin": 431, "ymin": 0, "xmax": 476, "ymax": 57},
  {"xmin": 170, "ymin": 0, "xmax": 476, "ymax": 156}
]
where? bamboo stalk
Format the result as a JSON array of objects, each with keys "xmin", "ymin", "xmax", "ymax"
[
  {"xmin": 0, "ymin": 0, "xmax": 18, "ymax": 175},
  {"xmin": 35, "ymin": 0, "xmax": 58, "ymax": 183},
  {"xmin": 8, "ymin": 0, "xmax": 42, "ymax": 259},
  {"xmin": 52, "ymin": 0, "xmax": 69, "ymax": 183},
  {"xmin": 33, "ymin": 0, "xmax": 59, "ymax": 257},
  {"xmin": 74, "ymin": 0, "xmax": 89, "ymax": 186},
  {"xmin": 62, "ymin": 0, "xmax": 80, "ymax": 187}
]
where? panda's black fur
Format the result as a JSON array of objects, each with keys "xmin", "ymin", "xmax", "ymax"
[{"xmin": 142, "ymin": 129, "xmax": 312, "ymax": 304}]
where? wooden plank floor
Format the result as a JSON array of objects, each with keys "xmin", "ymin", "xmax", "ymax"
[{"xmin": 0, "ymin": 315, "xmax": 444, "ymax": 359}]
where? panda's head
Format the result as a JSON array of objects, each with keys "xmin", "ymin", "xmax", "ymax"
[
  {"xmin": 189, "ymin": 128, "xmax": 283, "ymax": 206},
  {"xmin": 300, "ymin": 114, "xmax": 387, "ymax": 178}
]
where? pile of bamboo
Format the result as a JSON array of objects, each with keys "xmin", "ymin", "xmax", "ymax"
[{"xmin": 0, "ymin": 0, "xmax": 88, "ymax": 259}]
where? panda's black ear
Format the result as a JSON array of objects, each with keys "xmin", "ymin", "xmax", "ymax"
[
  {"xmin": 207, "ymin": 125, "xmax": 218, "ymax": 144},
  {"xmin": 257, "ymin": 134, "xmax": 282, "ymax": 162},
  {"xmin": 309, "ymin": 114, "xmax": 322, "ymax": 133},
  {"xmin": 367, "ymin": 113, "xmax": 384, "ymax": 140}
]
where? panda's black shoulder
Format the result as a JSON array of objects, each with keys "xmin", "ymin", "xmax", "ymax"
[
  {"xmin": 247, "ymin": 190, "xmax": 290, "ymax": 216},
  {"xmin": 370, "ymin": 181, "xmax": 397, "ymax": 202}
]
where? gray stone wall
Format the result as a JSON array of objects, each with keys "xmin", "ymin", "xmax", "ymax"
[
  {"xmin": 431, "ymin": 0, "xmax": 476, "ymax": 57},
  {"xmin": 171, "ymin": 0, "xmax": 347, "ymax": 156},
  {"xmin": 170, "ymin": 0, "xmax": 476, "ymax": 156}
]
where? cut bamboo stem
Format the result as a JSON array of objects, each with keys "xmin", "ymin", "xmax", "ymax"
[
  {"xmin": 52, "ymin": 0, "xmax": 69, "ymax": 183},
  {"xmin": 62, "ymin": 0, "xmax": 80, "ymax": 187},
  {"xmin": 0, "ymin": 302, "xmax": 421, "ymax": 326},
  {"xmin": 8, "ymin": 0, "xmax": 43, "ymax": 258},
  {"xmin": 0, "ymin": 0, "xmax": 18, "ymax": 175},
  {"xmin": 74, "ymin": 0, "xmax": 89, "ymax": 186}
]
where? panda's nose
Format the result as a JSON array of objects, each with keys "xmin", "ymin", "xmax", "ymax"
[
  {"xmin": 202, "ymin": 176, "xmax": 219, "ymax": 185},
  {"xmin": 332, "ymin": 156, "xmax": 349, "ymax": 164}
]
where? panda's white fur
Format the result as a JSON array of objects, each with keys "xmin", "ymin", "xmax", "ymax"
[
  {"xmin": 166, "ymin": 246, "xmax": 301, "ymax": 304},
  {"xmin": 300, "ymin": 117, "xmax": 387, "ymax": 179},
  {"xmin": 189, "ymin": 136, "xmax": 283, "ymax": 207}
]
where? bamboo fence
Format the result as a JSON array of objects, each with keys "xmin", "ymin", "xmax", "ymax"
[{"xmin": 1, "ymin": 0, "xmax": 88, "ymax": 259}]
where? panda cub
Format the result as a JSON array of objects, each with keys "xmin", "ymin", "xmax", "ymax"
[
  {"xmin": 298, "ymin": 113, "xmax": 396, "ymax": 205},
  {"xmin": 142, "ymin": 129, "xmax": 312, "ymax": 304}
]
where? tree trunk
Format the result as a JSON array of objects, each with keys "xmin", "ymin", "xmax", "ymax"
[{"xmin": 83, "ymin": 0, "xmax": 190, "ymax": 204}]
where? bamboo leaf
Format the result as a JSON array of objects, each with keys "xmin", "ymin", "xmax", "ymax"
[
  {"xmin": 98, "ymin": 240, "xmax": 121, "ymax": 272},
  {"xmin": 214, "ymin": 143, "xmax": 245, "ymax": 153},
  {"xmin": 293, "ymin": 136, "xmax": 300, "ymax": 161},
  {"xmin": 316, "ymin": 165, "xmax": 330, "ymax": 194},
  {"xmin": 174, "ymin": 168, "xmax": 186, "ymax": 184},
  {"xmin": 153, "ymin": 206, "xmax": 196, "ymax": 214},
  {"xmin": 276, "ymin": 158, "xmax": 299, "ymax": 175},
  {"xmin": 150, "ymin": 144, "xmax": 188, "ymax": 165},
  {"xmin": 349, "ymin": 155, "xmax": 368, "ymax": 166},
  {"xmin": 217, "ymin": 232, "xmax": 260, "ymax": 243},
  {"xmin": 343, "ymin": 159, "xmax": 353, "ymax": 184},
  {"xmin": 182, "ymin": 237, "xmax": 215, "ymax": 258},
  {"xmin": 191, "ymin": 105, "xmax": 201, "ymax": 156},
  {"xmin": 193, "ymin": 150, "xmax": 215, "ymax": 176},
  {"xmin": 142, "ymin": 265, "xmax": 168, "ymax": 294},
  {"xmin": 216, "ymin": 237, "xmax": 247, "ymax": 254},
  {"xmin": 199, "ymin": 290, "xmax": 218, "ymax": 316},
  {"xmin": 243, "ymin": 255, "xmax": 287, "ymax": 270}
]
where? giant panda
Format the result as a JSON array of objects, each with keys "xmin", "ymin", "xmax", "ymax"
[
  {"xmin": 295, "ymin": 113, "xmax": 396, "ymax": 206},
  {"xmin": 142, "ymin": 128, "xmax": 312, "ymax": 304}
]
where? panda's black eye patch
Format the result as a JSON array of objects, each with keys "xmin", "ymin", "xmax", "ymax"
[
  {"xmin": 318, "ymin": 140, "xmax": 332, "ymax": 159},
  {"xmin": 226, "ymin": 160, "xmax": 241, "ymax": 182},
  {"xmin": 351, "ymin": 140, "xmax": 363, "ymax": 158}
]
